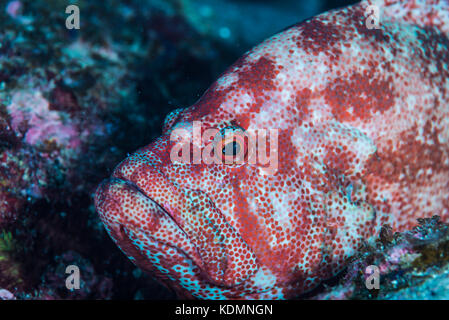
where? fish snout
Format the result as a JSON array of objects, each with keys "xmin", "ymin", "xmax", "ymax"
[
  {"xmin": 95, "ymin": 167, "xmax": 261, "ymax": 289},
  {"xmin": 94, "ymin": 178, "xmax": 169, "ymax": 242}
]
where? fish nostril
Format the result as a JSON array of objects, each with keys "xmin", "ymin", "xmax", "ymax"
[{"xmin": 162, "ymin": 108, "xmax": 184, "ymax": 133}]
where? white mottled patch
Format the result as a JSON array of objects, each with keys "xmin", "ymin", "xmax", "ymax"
[
  {"xmin": 215, "ymin": 72, "xmax": 238, "ymax": 90},
  {"xmin": 270, "ymin": 190, "xmax": 293, "ymax": 229},
  {"xmin": 252, "ymin": 266, "xmax": 277, "ymax": 289},
  {"xmin": 315, "ymin": 61, "xmax": 328, "ymax": 75},
  {"xmin": 251, "ymin": 107, "xmax": 272, "ymax": 128}
]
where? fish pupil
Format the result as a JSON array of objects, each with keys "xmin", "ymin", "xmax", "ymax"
[{"xmin": 223, "ymin": 141, "xmax": 240, "ymax": 156}]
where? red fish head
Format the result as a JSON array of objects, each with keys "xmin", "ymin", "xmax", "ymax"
[
  {"xmin": 93, "ymin": 41, "xmax": 372, "ymax": 299},
  {"xmin": 95, "ymin": 89, "xmax": 369, "ymax": 299},
  {"xmin": 95, "ymin": 104, "xmax": 292, "ymax": 299}
]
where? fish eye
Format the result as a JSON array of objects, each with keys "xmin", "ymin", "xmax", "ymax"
[
  {"xmin": 214, "ymin": 126, "xmax": 248, "ymax": 165},
  {"xmin": 222, "ymin": 140, "xmax": 241, "ymax": 156}
]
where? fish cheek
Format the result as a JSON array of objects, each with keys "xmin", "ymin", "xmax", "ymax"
[
  {"xmin": 184, "ymin": 190, "xmax": 259, "ymax": 287},
  {"xmin": 321, "ymin": 189, "xmax": 377, "ymax": 276}
]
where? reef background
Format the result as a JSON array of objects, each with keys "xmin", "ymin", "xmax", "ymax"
[{"xmin": 4, "ymin": 0, "xmax": 446, "ymax": 300}]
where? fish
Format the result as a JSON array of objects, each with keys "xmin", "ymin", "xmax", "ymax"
[{"xmin": 94, "ymin": 0, "xmax": 449, "ymax": 299}]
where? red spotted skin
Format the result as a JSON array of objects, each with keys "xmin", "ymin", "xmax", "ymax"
[{"xmin": 95, "ymin": 0, "xmax": 449, "ymax": 299}]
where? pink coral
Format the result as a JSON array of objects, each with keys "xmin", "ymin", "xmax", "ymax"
[
  {"xmin": 6, "ymin": 90, "xmax": 81, "ymax": 149},
  {"xmin": 0, "ymin": 288, "xmax": 15, "ymax": 300},
  {"xmin": 5, "ymin": 1, "xmax": 22, "ymax": 18}
]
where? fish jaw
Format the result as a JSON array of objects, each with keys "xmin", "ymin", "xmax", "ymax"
[
  {"xmin": 94, "ymin": 176, "xmax": 203, "ymax": 281},
  {"xmin": 94, "ymin": 147, "xmax": 262, "ymax": 298}
]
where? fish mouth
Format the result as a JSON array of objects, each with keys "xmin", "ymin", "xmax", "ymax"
[
  {"xmin": 94, "ymin": 173, "xmax": 190, "ymax": 244},
  {"xmin": 94, "ymin": 167, "xmax": 205, "ymax": 274},
  {"xmin": 121, "ymin": 177, "xmax": 181, "ymax": 227},
  {"xmin": 95, "ymin": 159, "xmax": 260, "ymax": 289}
]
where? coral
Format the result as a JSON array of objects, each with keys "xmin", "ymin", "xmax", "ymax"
[
  {"xmin": 6, "ymin": 90, "xmax": 81, "ymax": 149},
  {"xmin": 0, "ymin": 231, "xmax": 24, "ymax": 291},
  {"xmin": 313, "ymin": 216, "xmax": 449, "ymax": 300},
  {"xmin": 0, "ymin": 288, "xmax": 15, "ymax": 300},
  {"xmin": 27, "ymin": 251, "xmax": 113, "ymax": 300}
]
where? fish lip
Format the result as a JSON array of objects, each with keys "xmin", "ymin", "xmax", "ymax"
[
  {"xmin": 103, "ymin": 176, "xmax": 206, "ymax": 275},
  {"xmin": 114, "ymin": 176, "xmax": 186, "ymax": 234}
]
